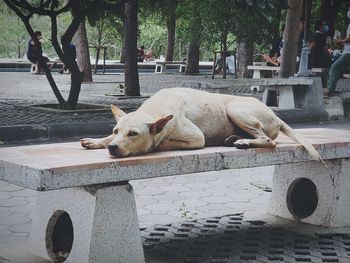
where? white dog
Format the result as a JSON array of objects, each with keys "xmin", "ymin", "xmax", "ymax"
[{"xmin": 81, "ymin": 88, "xmax": 322, "ymax": 162}]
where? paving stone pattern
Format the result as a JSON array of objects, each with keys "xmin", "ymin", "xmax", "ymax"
[
  {"xmin": 0, "ymin": 73, "xmax": 247, "ymax": 126},
  {"xmin": 143, "ymin": 214, "xmax": 350, "ymax": 263}
]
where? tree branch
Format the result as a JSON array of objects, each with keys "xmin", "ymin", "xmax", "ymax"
[
  {"xmin": 55, "ymin": 2, "xmax": 71, "ymax": 15},
  {"xmin": 4, "ymin": 0, "xmax": 26, "ymax": 19},
  {"xmin": 39, "ymin": 0, "xmax": 52, "ymax": 9},
  {"xmin": 50, "ymin": 15, "xmax": 65, "ymax": 61}
]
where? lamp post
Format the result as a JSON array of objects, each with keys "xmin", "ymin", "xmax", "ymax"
[{"xmin": 297, "ymin": 0, "xmax": 312, "ymax": 77}]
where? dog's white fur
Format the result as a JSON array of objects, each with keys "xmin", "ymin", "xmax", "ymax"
[{"xmin": 81, "ymin": 88, "xmax": 322, "ymax": 161}]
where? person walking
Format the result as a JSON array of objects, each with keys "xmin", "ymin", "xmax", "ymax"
[{"xmin": 327, "ymin": 7, "xmax": 350, "ymax": 97}]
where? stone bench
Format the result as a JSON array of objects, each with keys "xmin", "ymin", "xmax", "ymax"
[
  {"xmin": 247, "ymin": 65, "xmax": 329, "ymax": 91},
  {"xmin": 182, "ymin": 77, "xmax": 321, "ymax": 110},
  {"xmin": 260, "ymin": 77, "xmax": 315, "ymax": 110},
  {"xmin": 154, "ymin": 61, "xmax": 186, "ymax": 73},
  {"xmin": 247, "ymin": 65, "xmax": 280, "ymax": 78},
  {"xmin": 0, "ymin": 127, "xmax": 350, "ymax": 262},
  {"xmin": 30, "ymin": 60, "xmax": 61, "ymax": 74},
  {"xmin": 247, "ymin": 64, "xmax": 280, "ymax": 91}
]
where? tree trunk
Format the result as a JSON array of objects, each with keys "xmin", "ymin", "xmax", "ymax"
[
  {"xmin": 95, "ymin": 47, "xmax": 100, "ymax": 74},
  {"xmin": 279, "ymin": 0, "xmax": 303, "ymax": 78},
  {"xmin": 236, "ymin": 40, "xmax": 253, "ymax": 78},
  {"xmin": 165, "ymin": 0, "xmax": 177, "ymax": 62},
  {"xmin": 123, "ymin": 0, "xmax": 140, "ymax": 96},
  {"xmin": 17, "ymin": 35, "xmax": 21, "ymax": 58},
  {"xmin": 119, "ymin": 25, "xmax": 125, "ymax": 63},
  {"xmin": 94, "ymin": 19, "xmax": 104, "ymax": 74},
  {"xmin": 222, "ymin": 31, "xmax": 228, "ymax": 79},
  {"xmin": 185, "ymin": 42, "xmax": 199, "ymax": 74},
  {"xmin": 73, "ymin": 19, "xmax": 93, "ymax": 82}
]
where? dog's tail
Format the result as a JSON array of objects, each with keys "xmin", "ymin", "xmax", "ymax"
[{"xmin": 279, "ymin": 119, "xmax": 325, "ymax": 165}]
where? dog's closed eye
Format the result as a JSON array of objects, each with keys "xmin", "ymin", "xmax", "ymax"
[{"xmin": 127, "ymin": 131, "xmax": 138, "ymax": 137}]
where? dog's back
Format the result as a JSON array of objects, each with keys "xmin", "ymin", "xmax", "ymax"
[{"xmin": 138, "ymin": 88, "xmax": 236, "ymax": 145}]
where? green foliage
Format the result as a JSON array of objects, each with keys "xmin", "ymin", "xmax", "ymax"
[
  {"xmin": 87, "ymin": 13, "xmax": 124, "ymax": 60},
  {"xmin": 138, "ymin": 14, "xmax": 167, "ymax": 58},
  {"xmin": 179, "ymin": 203, "xmax": 198, "ymax": 221},
  {"xmin": 0, "ymin": 2, "xmax": 71, "ymax": 58},
  {"xmin": 1, "ymin": 0, "xmax": 348, "ymax": 64}
]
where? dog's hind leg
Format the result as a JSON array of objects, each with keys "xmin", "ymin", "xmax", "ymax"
[
  {"xmin": 225, "ymin": 103, "xmax": 277, "ymax": 149},
  {"xmin": 156, "ymin": 118, "xmax": 205, "ymax": 151}
]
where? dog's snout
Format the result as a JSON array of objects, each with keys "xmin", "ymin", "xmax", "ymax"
[{"xmin": 108, "ymin": 144, "xmax": 119, "ymax": 156}]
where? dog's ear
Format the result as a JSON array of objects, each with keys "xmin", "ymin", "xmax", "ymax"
[
  {"xmin": 111, "ymin": 104, "xmax": 126, "ymax": 122},
  {"xmin": 148, "ymin": 115, "xmax": 173, "ymax": 134}
]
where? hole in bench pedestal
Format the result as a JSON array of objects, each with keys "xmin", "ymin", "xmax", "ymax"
[
  {"xmin": 287, "ymin": 178, "xmax": 318, "ymax": 219},
  {"xmin": 45, "ymin": 210, "xmax": 74, "ymax": 262}
]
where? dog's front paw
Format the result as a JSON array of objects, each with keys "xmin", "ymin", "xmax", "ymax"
[
  {"xmin": 224, "ymin": 135, "xmax": 241, "ymax": 147},
  {"xmin": 80, "ymin": 138, "xmax": 105, "ymax": 149},
  {"xmin": 233, "ymin": 139, "xmax": 250, "ymax": 149}
]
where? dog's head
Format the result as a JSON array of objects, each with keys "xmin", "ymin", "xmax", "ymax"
[{"xmin": 108, "ymin": 105, "xmax": 173, "ymax": 157}]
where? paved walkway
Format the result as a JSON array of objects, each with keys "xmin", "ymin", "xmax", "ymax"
[
  {"xmin": 0, "ymin": 71, "xmax": 350, "ymax": 262},
  {"xmin": 0, "ymin": 72, "xmax": 247, "ymax": 125}
]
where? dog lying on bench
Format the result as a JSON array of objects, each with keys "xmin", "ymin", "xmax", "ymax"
[{"xmin": 81, "ymin": 88, "xmax": 322, "ymax": 162}]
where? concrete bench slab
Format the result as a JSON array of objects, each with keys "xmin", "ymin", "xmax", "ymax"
[
  {"xmin": 247, "ymin": 65, "xmax": 280, "ymax": 92},
  {"xmin": 154, "ymin": 61, "xmax": 186, "ymax": 73},
  {"xmin": 247, "ymin": 65, "xmax": 280, "ymax": 71},
  {"xmin": 0, "ymin": 127, "xmax": 345, "ymax": 191}
]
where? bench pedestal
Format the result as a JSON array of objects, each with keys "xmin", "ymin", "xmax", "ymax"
[
  {"xmin": 155, "ymin": 63, "xmax": 165, "ymax": 73},
  {"xmin": 268, "ymin": 159, "xmax": 350, "ymax": 227},
  {"xmin": 30, "ymin": 62, "xmax": 39, "ymax": 74},
  {"xmin": 30, "ymin": 183, "xmax": 144, "ymax": 263},
  {"xmin": 262, "ymin": 77, "xmax": 323, "ymax": 110}
]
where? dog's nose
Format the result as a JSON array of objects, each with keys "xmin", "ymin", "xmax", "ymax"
[{"xmin": 108, "ymin": 144, "xmax": 119, "ymax": 156}]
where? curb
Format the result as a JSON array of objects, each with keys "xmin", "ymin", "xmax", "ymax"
[
  {"xmin": 274, "ymin": 108, "xmax": 330, "ymax": 124},
  {"xmin": 0, "ymin": 121, "xmax": 115, "ymax": 143}
]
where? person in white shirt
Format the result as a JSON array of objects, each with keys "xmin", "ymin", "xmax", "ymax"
[{"xmin": 327, "ymin": 7, "xmax": 350, "ymax": 97}]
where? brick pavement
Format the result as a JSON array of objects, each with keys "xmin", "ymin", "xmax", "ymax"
[{"xmin": 0, "ymin": 73, "xmax": 242, "ymax": 126}]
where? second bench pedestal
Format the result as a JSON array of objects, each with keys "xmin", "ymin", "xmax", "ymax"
[{"xmin": 268, "ymin": 159, "xmax": 350, "ymax": 227}]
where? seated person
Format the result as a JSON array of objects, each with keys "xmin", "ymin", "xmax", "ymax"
[
  {"xmin": 27, "ymin": 31, "xmax": 49, "ymax": 64},
  {"xmin": 27, "ymin": 31, "xmax": 50, "ymax": 74},
  {"xmin": 309, "ymin": 20, "xmax": 332, "ymax": 68},
  {"xmin": 262, "ymin": 34, "xmax": 283, "ymax": 66},
  {"xmin": 143, "ymin": 49, "xmax": 153, "ymax": 61},
  {"xmin": 59, "ymin": 43, "xmax": 77, "ymax": 74},
  {"xmin": 137, "ymin": 45, "xmax": 145, "ymax": 62}
]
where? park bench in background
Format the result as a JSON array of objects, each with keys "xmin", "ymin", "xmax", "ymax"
[
  {"xmin": 260, "ymin": 77, "xmax": 314, "ymax": 109},
  {"xmin": 154, "ymin": 61, "xmax": 186, "ymax": 73},
  {"xmin": 30, "ymin": 60, "xmax": 62, "ymax": 74},
  {"xmin": 247, "ymin": 62, "xmax": 280, "ymax": 91},
  {"xmin": 182, "ymin": 77, "xmax": 322, "ymax": 110},
  {"xmin": 0, "ymin": 128, "xmax": 350, "ymax": 262},
  {"xmin": 247, "ymin": 64, "xmax": 330, "ymax": 92},
  {"xmin": 247, "ymin": 64, "xmax": 280, "ymax": 77}
]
